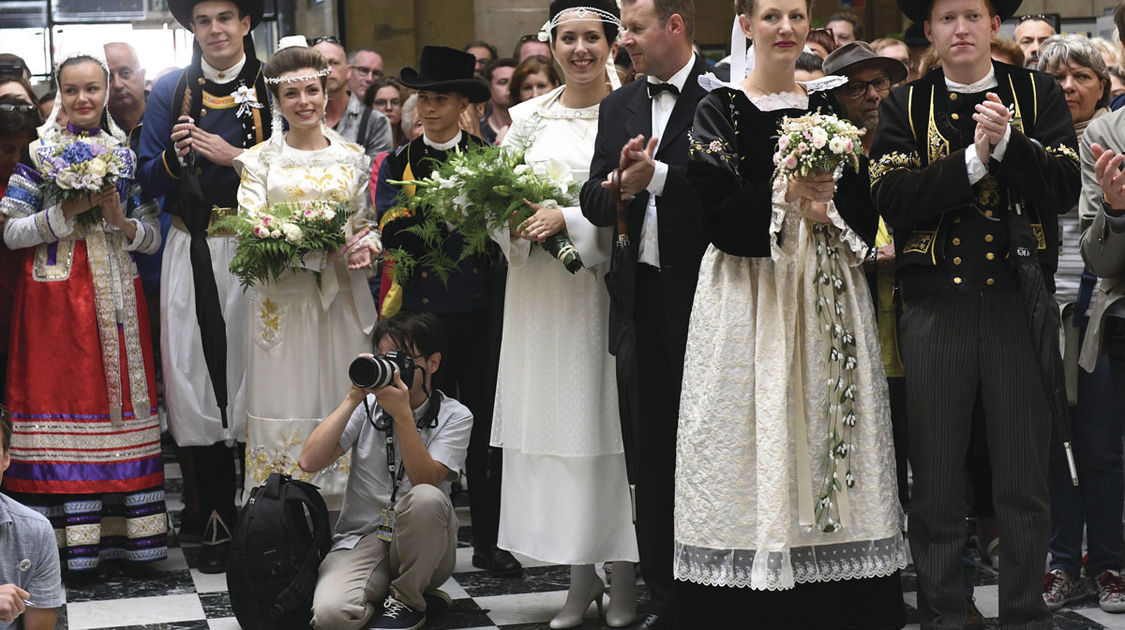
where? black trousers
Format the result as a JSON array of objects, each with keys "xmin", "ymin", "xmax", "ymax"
[
  {"xmin": 190, "ymin": 442, "xmax": 238, "ymax": 525},
  {"xmin": 433, "ymin": 307, "xmax": 502, "ymax": 551},
  {"xmin": 900, "ymin": 291, "xmax": 1052, "ymax": 630},
  {"xmin": 633, "ymin": 266, "xmax": 685, "ymax": 619}
]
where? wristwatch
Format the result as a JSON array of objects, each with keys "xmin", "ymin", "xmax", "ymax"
[{"xmin": 1101, "ymin": 193, "xmax": 1125, "ymax": 217}]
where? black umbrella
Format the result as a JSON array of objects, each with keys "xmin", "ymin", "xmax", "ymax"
[
  {"xmin": 603, "ymin": 171, "xmax": 641, "ymax": 516},
  {"xmin": 1007, "ymin": 204, "xmax": 1078, "ymax": 485},
  {"xmin": 180, "ymin": 148, "xmax": 230, "ymax": 429}
]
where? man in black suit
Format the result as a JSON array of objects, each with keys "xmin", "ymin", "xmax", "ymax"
[{"xmin": 580, "ymin": 1, "xmax": 708, "ymax": 627}]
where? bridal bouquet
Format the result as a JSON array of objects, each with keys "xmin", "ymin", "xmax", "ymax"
[
  {"xmin": 771, "ymin": 112, "xmax": 865, "ymax": 534},
  {"xmin": 772, "ymin": 112, "xmax": 864, "ymax": 179},
  {"xmin": 37, "ymin": 140, "xmax": 131, "ymax": 226},
  {"xmin": 210, "ymin": 200, "xmax": 350, "ymax": 288},
  {"xmin": 388, "ymin": 142, "xmax": 583, "ymax": 285}
]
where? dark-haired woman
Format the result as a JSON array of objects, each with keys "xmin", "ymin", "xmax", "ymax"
[
  {"xmin": 674, "ymin": 0, "xmax": 905, "ymax": 625},
  {"xmin": 236, "ymin": 39, "xmax": 380, "ymax": 505},
  {"xmin": 0, "ymin": 51, "xmax": 166, "ymax": 572},
  {"xmin": 365, "ymin": 76, "xmax": 409, "ymax": 150},
  {"xmin": 490, "ymin": 2, "xmax": 637, "ymax": 628},
  {"xmin": 0, "ymin": 95, "xmax": 40, "ymax": 403}
]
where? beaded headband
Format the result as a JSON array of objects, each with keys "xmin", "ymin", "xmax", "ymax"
[
  {"xmin": 264, "ymin": 67, "xmax": 330, "ymax": 85},
  {"xmin": 537, "ymin": 7, "xmax": 622, "ymax": 43}
]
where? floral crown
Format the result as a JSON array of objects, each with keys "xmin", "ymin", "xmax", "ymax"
[
  {"xmin": 537, "ymin": 7, "xmax": 621, "ymax": 43},
  {"xmin": 264, "ymin": 67, "xmax": 330, "ymax": 85}
]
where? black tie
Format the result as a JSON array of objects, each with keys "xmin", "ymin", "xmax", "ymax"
[{"xmin": 647, "ymin": 81, "xmax": 680, "ymax": 99}]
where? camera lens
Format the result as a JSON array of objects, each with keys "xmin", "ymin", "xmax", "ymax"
[{"xmin": 348, "ymin": 356, "xmax": 397, "ymax": 389}]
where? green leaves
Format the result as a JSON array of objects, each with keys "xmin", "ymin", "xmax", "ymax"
[
  {"xmin": 214, "ymin": 201, "xmax": 350, "ymax": 289},
  {"xmin": 387, "ymin": 142, "xmax": 583, "ymax": 285}
]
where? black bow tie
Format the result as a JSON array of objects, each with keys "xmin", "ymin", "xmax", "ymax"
[{"xmin": 647, "ymin": 81, "xmax": 680, "ymax": 99}]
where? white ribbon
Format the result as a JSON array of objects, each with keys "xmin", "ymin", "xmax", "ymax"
[{"xmin": 232, "ymin": 84, "xmax": 263, "ymax": 119}]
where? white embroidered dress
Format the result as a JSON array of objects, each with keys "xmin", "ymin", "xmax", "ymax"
[
  {"xmin": 234, "ymin": 137, "xmax": 378, "ymax": 504},
  {"xmin": 673, "ymin": 87, "xmax": 906, "ymax": 590},
  {"xmin": 490, "ymin": 86, "xmax": 639, "ymax": 564}
]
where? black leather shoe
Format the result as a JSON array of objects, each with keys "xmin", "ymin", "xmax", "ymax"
[
  {"xmin": 631, "ymin": 613, "xmax": 664, "ymax": 630},
  {"xmin": 471, "ymin": 546, "xmax": 523, "ymax": 577},
  {"xmin": 423, "ymin": 589, "xmax": 452, "ymax": 618},
  {"xmin": 197, "ymin": 510, "xmax": 232, "ymax": 575}
]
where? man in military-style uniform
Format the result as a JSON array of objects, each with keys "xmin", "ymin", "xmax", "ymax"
[
  {"xmin": 135, "ymin": 0, "xmax": 270, "ymax": 574},
  {"xmin": 869, "ymin": 0, "xmax": 1080, "ymax": 627}
]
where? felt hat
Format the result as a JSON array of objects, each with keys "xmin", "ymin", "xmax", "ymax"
[
  {"xmin": 168, "ymin": 0, "xmax": 264, "ymax": 30},
  {"xmin": 897, "ymin": 0, "xmax": 1021, "ymax": 25},
  {"xmin": 399, "ymin": 46, "xmax": 491, "ymax": 103},
  {"xmin": 823, "ymin": 42, "xmax": 908, "ymax": 86}
]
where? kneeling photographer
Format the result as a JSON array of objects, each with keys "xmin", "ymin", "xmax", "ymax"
[{"xmin": 298, "ymin": 311, "xmax": 472, "ymax": 630}]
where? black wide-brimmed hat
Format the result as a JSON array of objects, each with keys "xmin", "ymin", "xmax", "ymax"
[
  {"xmin": 823, "ymin": 42, "xmax": 908, "ymax": 85},
  {"xmin": 168, "ymin": 0, "xmax": 264, "ymax": 30},
  {"xmin": 399, "ymin": 46, "xmax": 491, "ymax": 103},
  {"xmin": 898, "ymin": 0, "xmax": 1021, "ymax": 24}
]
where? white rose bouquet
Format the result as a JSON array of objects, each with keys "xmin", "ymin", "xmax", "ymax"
[
  {"xmin": 388, "ymin": 142, "xmax": 582, "ymax": 284},
  {"xmin": 210, "ymin": 200, "xmax": 350, "ymax": 288},
  {"xmin": 36, "ymin": 139, "xmax": 131, "ymax": 227},
  {"xmin": 772, "ymin": 112, "xmax": 864, "ymax": 179}
]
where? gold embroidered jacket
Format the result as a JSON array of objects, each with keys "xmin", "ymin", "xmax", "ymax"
[{"xmin": 869, "ymin": 62, "xmax": 1080, "ymax": 302}]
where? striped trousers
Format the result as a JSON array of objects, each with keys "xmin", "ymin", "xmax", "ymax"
[{"xmin": 900, "ymin": 291, "xmax": 1053, "ymax": 630}]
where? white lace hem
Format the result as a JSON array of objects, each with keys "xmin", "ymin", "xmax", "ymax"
[{"xmin": 672, "ymin": 534, "xmax": 907, "ymax": 590}]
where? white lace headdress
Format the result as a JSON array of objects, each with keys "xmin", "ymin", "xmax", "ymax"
[
  {"xmin": 40, "ymin": 47, "xmax": 127, "ymax": 144},
  {"xmin": 265, "ymin": 35, "xmax": 335, "ymax": 146},
  {"xmin": 726, "ymin": 15, "xmax": 848, "ymax": 92},
  {"xmin": 537, "ymin": 6, "xmax": 623, "ymax": 90},
  {"xmin": 263, "ymin": 35, "xmax": 347, "ymax": 152}
]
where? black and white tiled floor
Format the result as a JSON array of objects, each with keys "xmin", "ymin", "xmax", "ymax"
[{"xmin": 51, "ymin": 450, "xmax": 1125, "ymax": 629}]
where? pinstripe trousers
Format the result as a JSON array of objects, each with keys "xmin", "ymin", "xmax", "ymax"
[{"xmin": 900, "ymin": 291, "xmax": 1053, "ymax": 630}]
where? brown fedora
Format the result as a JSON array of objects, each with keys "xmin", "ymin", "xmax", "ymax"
[{"xmin": 823, "ymin": 42, "xmax": 908, "ymax": 85}]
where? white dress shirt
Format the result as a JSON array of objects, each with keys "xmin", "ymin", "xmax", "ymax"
[
  {"xmin": 946, "ymin": 67, "xmax": 1011, "ymax": 185},
  {"xmin": 201, "ymin": 54, "xmax": 247, "ymax": 85},
  {"xmin": 638, "ymin": 55, "xmax": 695, "ymax": 268},
  {"xmin": 423, "ymin": 130, "xmax": 463, "ymax": 151}
]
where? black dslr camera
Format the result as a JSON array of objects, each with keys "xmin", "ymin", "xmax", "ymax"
[{"xmin": 348, "ymin": 350, "xmax": 415, "ymax": 389}]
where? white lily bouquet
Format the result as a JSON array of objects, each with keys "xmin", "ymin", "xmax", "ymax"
[
  {"xmin": 210, "ymin": 200, "xmax": 350, "ymax": 288},
  {"xmin": 388, "ymin": 142, "xmax": 583, "ymax": 284},
  {"xmin": 37, "ymin": 139, "xmax": 131, "ymax": 227},
  {"xmin": 771, "ymin": 112, "xmax": 866, "ymax": 533}
]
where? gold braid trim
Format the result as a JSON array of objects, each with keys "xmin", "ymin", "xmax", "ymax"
[
  {"xmin": 1046, "ymin": 144, "xmax": 1079, "ymax": 164},
  {"xmin": 870, "ymin": 151, "xmax": 922, "ymax": 184}
]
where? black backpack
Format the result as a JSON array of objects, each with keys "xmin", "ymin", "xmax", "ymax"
[{"xmin": 227, "ymin": 473, "xmax": 331, "ymax": 630}]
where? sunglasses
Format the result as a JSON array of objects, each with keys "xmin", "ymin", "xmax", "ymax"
[
  {"xmin": 0, "ymin": 103, "xmax": 37, "ymax": 112},
  {"xmin": 309, "ymin": 36, "xmax": 343, "ymax": 47}
]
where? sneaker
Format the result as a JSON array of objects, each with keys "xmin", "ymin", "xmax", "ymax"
[
  {"xmin": 372, "ymin": 596, "xmax": 425, "ymax": 630},
  {"xmin": 1043, "ymin": 569, "xmax": 1091, "ymax": 611},
  {"xmin": 1095, "ymin": 570, "xmax": 1125, "ymax": 613}
]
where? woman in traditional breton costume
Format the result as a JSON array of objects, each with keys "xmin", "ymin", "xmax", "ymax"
[
  {"xmin": 0, "ymin": 50, "xmax": 166, "ymax": 572},
  {"xmin": 489, "ymin": 2, "xmax": 638, "ymax": 627},
  {"xmin": 235, "ymin": 38, "xmax": 380, "ymax": 504},
  {"xmin": 672, "ymin": 1, "xmax": 905, "ymax": 625}
]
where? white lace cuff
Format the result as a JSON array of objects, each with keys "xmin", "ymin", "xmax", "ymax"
[{"xmin": 824, "ymin": 202, "xmax": 871, "ymax": 267}]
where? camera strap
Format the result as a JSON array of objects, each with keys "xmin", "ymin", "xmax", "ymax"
[{"xmin": 364, "ymin": 392, "xmax": 444, "ymax": 506}]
